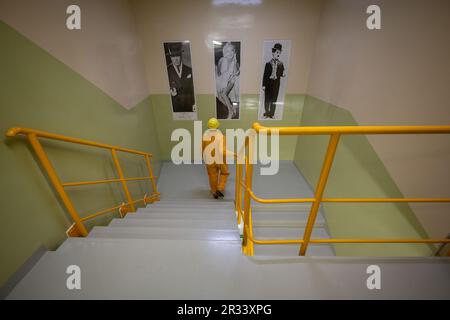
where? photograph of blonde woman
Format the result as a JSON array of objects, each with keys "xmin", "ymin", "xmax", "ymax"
[{"xmin": 213, "ymin": 41, "xmax": 241, "ymax": 120}]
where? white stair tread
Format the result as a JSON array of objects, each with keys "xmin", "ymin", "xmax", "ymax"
[
  {"xmin": 253, "ymin": 243, "xmax": 335, "ymax": 256},
  {"xmin": 250, "ymin": 203, "xmax": 313, "ymax": 211},
  {"xmin": 109, "ymin": 218, "xmax": 237, "ymax": 230},
  {"xmin": 148, "ymin": 201, "xmax": 234, "ymax": 207},
  {"xmin": 251, "ymin": 210, "xmax": 325, "ymax": 223},
  {"xmin": 129, "ymin": 211, "xmax": 234, "ymax": 221},
  {"xmin": 154, "ymin": 198, "xmax": 234, "ymax": 203},
  {"xmin": 137, "ymin": 207, "xmax": 234, "ymax": 214},
  {"xmin": 88, "ymin": 226, "xmax": 240, "ymax": 241},
  {"xmin": 253, "ymin": 226, "xmax": 330, "ymax": 239}
]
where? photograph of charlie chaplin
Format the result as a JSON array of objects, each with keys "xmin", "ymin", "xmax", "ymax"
[
  {"xmin": 163, "ymin": 41, "xmax": 197, "ymax": 120},
  {"xmin": 258, "ymin": 40, "xmax": 291, "ymax": 120},
  {"xmin": 214, "ymin": 41, "xmax": 241, "ymax": 120}
]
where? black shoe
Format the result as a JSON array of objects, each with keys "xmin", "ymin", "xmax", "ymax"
[
  {"xmin": 213, "ymin": 192, "xmax": 219, "ymax": 199},
  {"xmin": 216, "ymin": 190, "xmax": 224, "ymax": 198}
]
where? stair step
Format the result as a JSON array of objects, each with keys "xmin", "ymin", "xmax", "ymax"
[
  {"xmin": 138, "ymin": 206, "xmax": 233, "ymax": 213},
  {"xmin": 128, "ymin": 211, "xmax": 234, "ymax": 221},
  {"xmin": 145, "ymin": 205, "xmax": 234, "ymax": 211},
  {"xmin": 250, "ymin": 203, "xmax": 313, "ymax": 212},
  {"xmin": 251, "ymin": 226, "xmax": 333, "ymax": 256},
  {"xmin": 149, "ymin": 201, "xmax": 234, "ymax": 208},
  {"xmin": 252, "ymin": 220, "xmax": 325, "ymax": 228},
  {"xmin": 54, "ymin": 237, "xmax": 242, "ymax": 260},
  {"xmin": 155, "ymin": 198, "xmax": 233, "ymax": 204},
  {"xmin": 252, "ymin": 209, "xmax": 325, "ymax": 222},
  {"xmin": 109, "ymin": 218, "xmax": 237, "ymax": 230},
  {"xmin": 88, "ymin": 226, "xmax": 240, "ymax": 241},
  {"xmin": 252, "ymin": 226, "xmax": 330, "ymax": 240},
  {"xmin": 253, "ymin": 243, "xmax": 335, "ymax": 256}
]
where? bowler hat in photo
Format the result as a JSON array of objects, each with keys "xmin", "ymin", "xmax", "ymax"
[
  {"xmin": 167, "ymin": 43, "xmax": 183, "ymax": 57},
  {"xmin": 272, "ymin": 43, "xmax": 282, "ymax": 52}
]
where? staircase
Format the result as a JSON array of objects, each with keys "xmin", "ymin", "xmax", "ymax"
[
  {"xmin": 5, "ymin": 162, "xmax": 450, "ymax": 299},
  {"xmin": 91, "ymin": 161, "xmax": 334, "ymax": 257}
]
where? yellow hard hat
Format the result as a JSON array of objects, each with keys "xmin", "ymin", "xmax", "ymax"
[{"xmin": 207, "ymin": 117, "xmax": 220, "ymax": 129}]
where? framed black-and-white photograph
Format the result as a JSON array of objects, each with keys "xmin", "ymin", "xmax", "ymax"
[
  {"xmin": 213, "ymin": 41, "xmax": 241, "ymax": 120},
  {"xmin": 163, "ymin": 41, "xmax": 197, "ymax": 120},
  {"xmin": 258, "ymin": 40, "xmax": 291, "ymax": 120}
]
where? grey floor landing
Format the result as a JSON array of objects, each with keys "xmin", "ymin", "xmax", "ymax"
[
  {"xmin": 157, "ymin": 161, "xmax": 316, "ymax": 201},
  {"xmin": 6, "ymin": 161, "xmax": 450, "ymax": 299}
]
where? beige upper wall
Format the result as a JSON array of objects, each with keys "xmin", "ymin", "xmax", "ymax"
[
  {"xmin": 130, "ymin": 0, "xmax": 324, "ymax": 94},
  {"xmin": 307, "ymin": 0, "xmax": 450, "ymax": 238},
  {"xmin": 0, "ymin": 0, "xmax": 149, "ymax": 109}
]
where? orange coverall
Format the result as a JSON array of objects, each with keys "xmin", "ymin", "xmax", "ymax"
[{"xmin": 202, "ymin": 130, "xmax": 231, "ymax": 193}]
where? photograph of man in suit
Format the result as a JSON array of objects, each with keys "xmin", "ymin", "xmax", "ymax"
[
  {"xmin": 262, "ymin": 43, "xmax": 286, "ymax": 119},
  {"xmin": 164, "ymin": 42, "xmax": 196, "ymax": 114}
]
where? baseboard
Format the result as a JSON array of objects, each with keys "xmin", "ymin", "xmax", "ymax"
[{"xmin": 0, "ymin": 244, "xmax": 48, "ymax": 300}]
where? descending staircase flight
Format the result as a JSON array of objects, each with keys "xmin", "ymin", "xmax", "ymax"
[{"xmin": 5, "ymin": 162, "xmax": 450, "ymax": 299}]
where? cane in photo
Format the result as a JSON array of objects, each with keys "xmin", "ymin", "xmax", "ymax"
[{"xmin": 258, "ymin": 40, "xmax": 291, "ymax": 120}]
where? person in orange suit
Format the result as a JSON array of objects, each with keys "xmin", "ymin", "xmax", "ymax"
[{"xmin": 202, "ymin": 118, "xmax": 235, "ymax": 199}]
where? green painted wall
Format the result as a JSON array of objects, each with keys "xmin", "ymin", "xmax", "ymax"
[
  {"xmin": 150, "ymin": 94, "xmax": 305, "ymax": 161},
  {"xmin": 0, "ymin": 21, "xmax": 162, "ymax": 286},
  {"xmin": 294, "ymin": 95, "xmax": 434, "ymax": 256}
]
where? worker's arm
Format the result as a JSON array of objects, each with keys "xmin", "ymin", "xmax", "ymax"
[
  {"xmin": 226, "ymin": 149, "xmax": 236, "ymax": 159},
  {"xmin": 218, "ymin": 134, "xmax": 236, "ymax": 161}
]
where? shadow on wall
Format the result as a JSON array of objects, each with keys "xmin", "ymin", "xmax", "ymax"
[{"xmin": 294, "ymin": 95, "xmax": 434, "ymax": 257}]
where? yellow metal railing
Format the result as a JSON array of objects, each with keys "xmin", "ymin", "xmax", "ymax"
[
  {"xmin": 6, "ymin": 127, "xmax": 159, "ymax": 237},
  {"xmin": 235, "ymin": 123, "xmax": 450, "ymax": 256}
]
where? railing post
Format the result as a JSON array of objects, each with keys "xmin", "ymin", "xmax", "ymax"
[
  {"xmin": 242, "ymin": 137, "xmax": 255, "ymax": 256},
  {"xmin": 235, "ymin": 163, "xmax": 243, "ymax": 224},
  {"xmin": 144, "ymin": 155, "xmax": 159, "ymax": 197},
  {"xmin": 27, "ymin": 134, "xmax": 88, "ymax": 237},
  {"xmin": 299, "ymin": 133, "xmax": 341, "ymax": 256},
  {"xmin": 111, "ymin": 149, "xmax": 136, "ymax": 212}
]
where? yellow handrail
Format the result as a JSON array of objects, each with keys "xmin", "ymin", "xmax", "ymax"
[
  {"xmin": 6, "ymin": 127, "xmax": 160, "ymax": 237},
  {"xmin": 62, "ymin": 176, "xmax": 157, "ymax": 187},
  {"xmin": 252, "ymin": 122, "xmax": 450, "ymax": 135},
  {"xmin": 240, "ymin": 181, "xmax": 450, "ymax": 204},
  {"xmin": 6, "ymin": 127, "xmax": 152, "ymax": 155},
  {"xmin": 235, "ymin": 123, "xmax": 450, "ymax": 256}
]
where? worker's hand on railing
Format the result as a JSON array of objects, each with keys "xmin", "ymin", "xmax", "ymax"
[{"xmin": 226, "ymin": 150, "xmax": 237, "ymax": 159}]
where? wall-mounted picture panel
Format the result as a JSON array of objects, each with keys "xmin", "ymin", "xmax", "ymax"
[
  {"xmin": 213, "ymin": 41, "xmax": 241, "ymax": 120},
  {"xmin": 163, "ymin": 41, "xmax": 197, "ymax": 120},
  {"xmin": 258, "ymin": 40, "xmax": 291, "ymax": 120}
]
